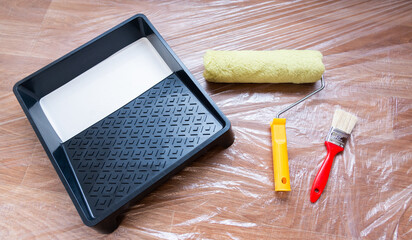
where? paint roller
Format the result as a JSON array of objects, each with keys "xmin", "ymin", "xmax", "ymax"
[{"xmin": 203, "ymin": 50, "xmax": 325, "ymax": 191}]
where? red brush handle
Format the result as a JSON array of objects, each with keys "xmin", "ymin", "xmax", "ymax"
[{"xmin": 310, "ymin": 141, "xmax": 344, "ymax": 203}]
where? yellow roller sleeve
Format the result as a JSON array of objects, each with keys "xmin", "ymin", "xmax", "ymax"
[
  {"xmin": 203, "ymin": 50, "xmax": 324, "ymax": 84},
  {"xmin": 270, "ymin": 118, "xmax": 291, "ymax": 191}
]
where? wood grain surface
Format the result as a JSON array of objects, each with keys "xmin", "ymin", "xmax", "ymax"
[{"xmin": 1, "ymin": 0, "xmax": 411, "ymax": 239}]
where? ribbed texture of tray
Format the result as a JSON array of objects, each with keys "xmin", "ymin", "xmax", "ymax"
[{"xmin": 63, "ymin": 74, "xmax": 222, "ymax": 216}]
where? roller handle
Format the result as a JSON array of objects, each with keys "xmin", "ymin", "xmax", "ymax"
[
  {"xmin": 310, "ymin": 141, "xmax": 344, "ymax": 203},
  {"xmin": 270, "ymin": 118, "xmax": 291, "ymax": 191}
]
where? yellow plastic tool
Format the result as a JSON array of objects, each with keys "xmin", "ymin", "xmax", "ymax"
[
  {"xmin": 271, "ymin": 76, "xmax": 325, "ymax": 191},
  {"xmin": 271, "ymin": 118, "xmax": 290, "ymax": 191}
]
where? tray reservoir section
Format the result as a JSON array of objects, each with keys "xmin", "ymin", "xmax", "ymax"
[
  {"xmin": 63, "ymin": 73, "xmax": 222, "ymax": 217},
  {"xmin": 40, "ymin": 37, "xmax": 172, "ymax": 142}
]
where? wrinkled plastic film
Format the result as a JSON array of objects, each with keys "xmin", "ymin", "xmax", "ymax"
[{"xmin": 1, "ymin": 0, "xmax": 411, "ymax": 239}]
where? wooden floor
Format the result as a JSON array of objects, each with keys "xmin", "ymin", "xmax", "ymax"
[{"xmin": 1, "ymin": 0, "xmax": 411, "ymax": 239}]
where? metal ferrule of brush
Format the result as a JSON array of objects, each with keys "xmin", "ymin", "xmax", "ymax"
[{"xmin": 326, "ymin": 127, "xmax": 349, "ymax": 148}]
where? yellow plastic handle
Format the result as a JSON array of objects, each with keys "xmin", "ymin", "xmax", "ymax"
[{"xmin": 270, "ymin": 118, "xmax": 291, "ymax": 191}]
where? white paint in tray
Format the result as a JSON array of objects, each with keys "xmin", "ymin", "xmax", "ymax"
[{"xmin": 40, "ymin": 37, "xmax": 173, "ymax": 142}]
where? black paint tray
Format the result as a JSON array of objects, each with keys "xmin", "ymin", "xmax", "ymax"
[{"xmin": 13, "ymin": 14, "xmax": 234, "ymax": 233}]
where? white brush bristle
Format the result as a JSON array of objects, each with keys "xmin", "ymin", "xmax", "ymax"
[{"xmin": 331, "ymin": 109, "xmax": 358, "ymax": 134}]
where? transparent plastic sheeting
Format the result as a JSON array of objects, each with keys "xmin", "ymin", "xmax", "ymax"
[{"xmin": 1, "ymin": 0, "xmax": 411, "ymax": 239}]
